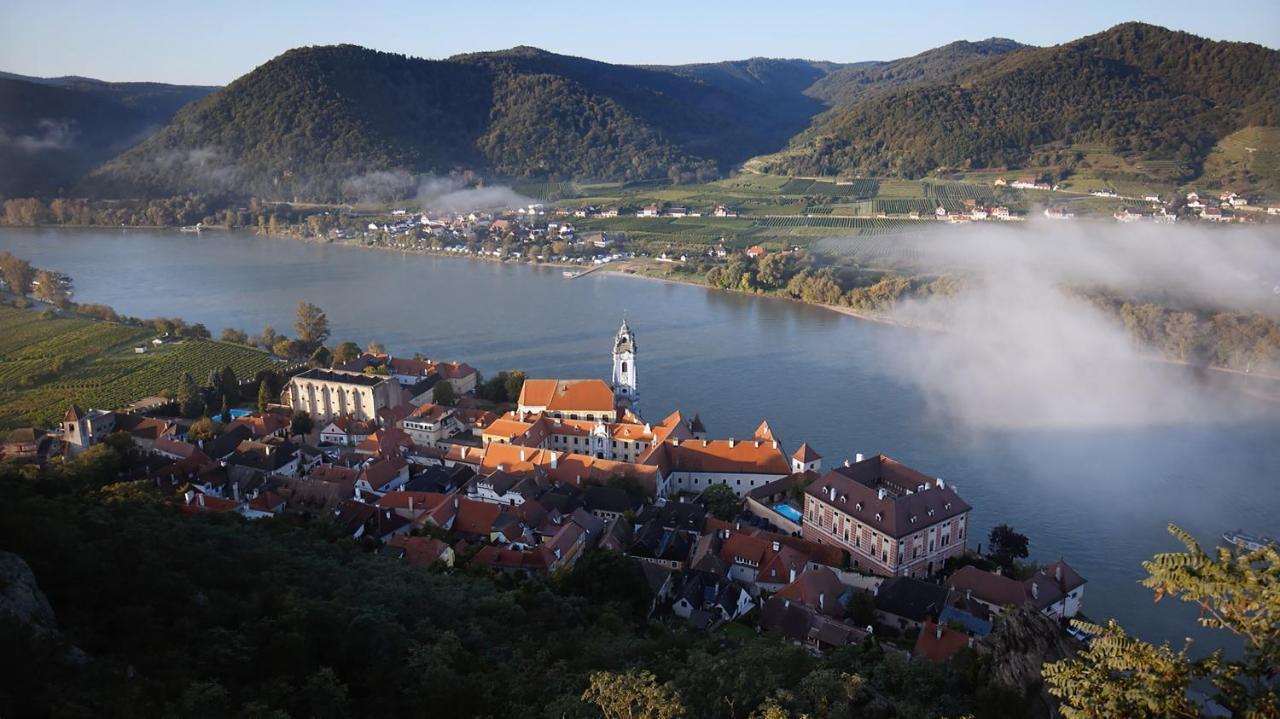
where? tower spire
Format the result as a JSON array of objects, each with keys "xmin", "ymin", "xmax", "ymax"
[{"xmin": 611, "ymin": 318, "xmax": 638, "ymax": 417}]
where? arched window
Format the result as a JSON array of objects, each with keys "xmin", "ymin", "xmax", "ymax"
[{"xmin": 621, "ymin": 361, "xmax": 628, "ymax": 373}]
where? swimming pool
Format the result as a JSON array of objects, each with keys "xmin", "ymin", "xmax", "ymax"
[{"xmin": 772, "ymin": 503, "xmax": 803, "ymax": 523}]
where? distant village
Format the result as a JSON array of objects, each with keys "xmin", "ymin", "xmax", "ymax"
[{"xmin": 2, "ymin": 321, "xmax": 1089, "ymax": 660}]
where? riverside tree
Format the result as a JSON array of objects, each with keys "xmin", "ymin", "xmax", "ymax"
[
  {"xmin": 1043, "ymin": 524, "xmax": 1280, "ymax": 718},
  {"xmin": 294, "ymin": 301, "xmax": 330, "ymax": 351}
]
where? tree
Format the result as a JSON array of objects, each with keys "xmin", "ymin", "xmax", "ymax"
[
  {"xmin": 219, "ymin": 366, "xmax": 239, "ymax": 404},
  {"xmin": 1044, "ymin": 524, "xmax": 1280, "ymax": 718},
  {"xmin": 309, "ymin": 345, "xmax": 332, "ymax": 368},
  {"xmin": 272, "ymin": 338, "xmax": 296, "ymax": 359},
  {"xmin": 188, "ymin": 416, "xmax": 216, "ymax": 442},
  {"xmin": 177, "ymin": 371, "xmax": 204, "ymax": 418},
  {"xmin": 257, "ymin": 381, "xmax": 272, "ymax": 413},
  {"xmin": 432, "ymin": 381, "xmax": 455, "ymax": 406},
  {"xmin": 988, "ymin": 524, "xmax": 1029, "ymax": 567},
  {"xmin": 332, "ymin": 341, "xmax": 361, "ymax": 367},
  {"xmin": 291, "ymin": 411, "xmax": 314, "ymax": 437},
  {"xmin": 295, "ymin": 302, "xmax": 330, "ymax": 350},
  {"xmin": 221, "ymin": 327, "xmax": 248, "ymax": 344},
  {"xmin": 219, "ymin": 395, "xmax": 231, "ymax": 424},
  {"xmin": 0, "ymin": 252, "xmax": 35, "ymax": 298},
  {"xmin": 33, "ymin": 270, "xmax": 68, "ymax": 305},
  {"xmin": 503, "ymin": 371, "xmax": 526, "ymax": 403},
  {"xmin": 367, "ymin": 340, "xmax": 385, "ymax": 355},
  {"xmin": 700, "ymin": 483, "xmax": 741, "ymax": 521},
  {"xmin": 582, "ymin": 670, "xmax": 686, "ymax": 719}
]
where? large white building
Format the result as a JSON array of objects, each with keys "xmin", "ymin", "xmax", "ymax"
[
  {"xmin": 282, "ymin": 368, "xmax": 402, "ymax": 422},
  {"xmin": 611, "ymin": 319, "xmax": 638, "ymax": 416}
]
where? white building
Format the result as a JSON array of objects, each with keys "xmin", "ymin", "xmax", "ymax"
[{"xmin": 282, "ymin": 368, "xmax": 402, "ymax": 423}]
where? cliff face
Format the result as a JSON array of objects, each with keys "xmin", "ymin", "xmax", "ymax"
[
  {"xmin": 980, "ymin": 605, "xmax": 1078, "ymax": 718},
  {"xmin": 0, "ymin": 551, "xmax": 57, "ymax": 634}
]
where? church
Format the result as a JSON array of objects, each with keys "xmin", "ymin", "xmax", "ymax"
[{"xmin": 513, "ymin": 319, "xmax": 640, "ymax": 421}]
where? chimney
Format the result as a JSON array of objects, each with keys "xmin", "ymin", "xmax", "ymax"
[
  {"xmin": 855, "ymin": 453, "xmax": 864, "ymax": 463},
  {"xmin": 728, "ymin": 438, "xmax": 735, "ymax": 448},
  {"xmin": 407, "ymin": 495, "xmax": 414, "ymax": 513},
  {"xmin": 843, "ymin": 459, "xmax": 850, "ymax": 467},
  {"xmin": 935, "ymin": 625, "xmax": 943, "ymax": 640},
  {"xmin": 721, "ymin": 528, "xmax": 730, "ymax": 539},
  {"xmin": 550, "ymin": 451, "xmax": 559, "ymax": 469},
  {"xmin": 937, "ymin": 477, "xmax": 946, "ymax": 490},
  {"xmin": 789, "ymin": 567, "xmax": 796, "ymax": 583},
  {"xmin": 877, "ymin": 488, "xmax": 886, "ymax": 501},
  {"xmin": 771, "ymin": 540, "xmax": 780, "ymax": 552},
  {"xmin": 819, "ymin": 592, "xmax": 825, "ymax": 610},
  {"xmin": 498, "ymin": 463, "xmax": 505, "ymax": 473},
  {"xmin": 1055, "ymin": 563, "xmax": 1062, "ymax": 582},
  {"xmin": 1031, "ymin": 582, "xmax": 1040, "ymax": 600},
  {"xmin": 828, "ymin": 486, "xmax": 836, "ymax": 501}
]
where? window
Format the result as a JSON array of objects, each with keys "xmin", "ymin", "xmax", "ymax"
[{"xmin": 621, "ymin": 361, "xmax": 628, "ymax": 373}]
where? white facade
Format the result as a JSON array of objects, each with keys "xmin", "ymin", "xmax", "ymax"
[{"xmin": 611, "ymin": 319, "xmax": 638, "ymax": 415}]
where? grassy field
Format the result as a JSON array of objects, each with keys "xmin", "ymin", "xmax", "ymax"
[
  {"xmin": 0, "ymin": 305, "xmax": 281, "ymax": 429},
  {"xmin": 1202, "ymin": 126, "xmax": 1280, "ymax": 201}
]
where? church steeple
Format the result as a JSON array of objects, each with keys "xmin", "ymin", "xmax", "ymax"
[{"xmin": 611, "ymin": 319, "xmax": 638, "ymax": 416}]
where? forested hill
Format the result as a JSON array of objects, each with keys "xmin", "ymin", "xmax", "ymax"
[
  {"xmin": 802, "ymin": 38, "xmax": 1027, "ymax": 107},
  {"xmin": 0, "ymin": 74, "xmax": 216, "ymax": 197},
  {"xmin": 83, "ymin": 46, "xmax": 847, "ymax": 200},
  {"xmin": 761, "ymin": 23, "xmax": 1280, "ymax": 179}
]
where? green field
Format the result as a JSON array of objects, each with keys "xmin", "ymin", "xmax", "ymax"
[{"xmin": 0, "ymin": 305, "xmax": 282, "ymax": 429}]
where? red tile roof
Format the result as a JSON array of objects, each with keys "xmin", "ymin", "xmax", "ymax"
[
  {"xmin": 914, "ymin": 621, "xmax": 971, "ymax": 662},
  {"xmin": 948, "ymin": 566, "xmax": 1027, "ymax": 607}
]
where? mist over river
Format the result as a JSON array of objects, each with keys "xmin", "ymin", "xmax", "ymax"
[{"xmin": 4, "ymin": 226, "xmax": 1279, "ymax": 653}]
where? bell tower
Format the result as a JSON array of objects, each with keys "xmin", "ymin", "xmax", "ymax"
[{"xmin": 611, "ymin": 319, "xmax": 638, "ymax": 416}]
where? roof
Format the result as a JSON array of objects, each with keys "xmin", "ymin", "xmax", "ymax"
[
  {"xmin": 453, "ymin": 498, "xmax": 503, "ymax": 537},
  {"xmin": 653, "ymin": 437, "xmax": 790, "ymax": 476},
  {"xmin": 938, "ymin": 605, "xmax": 992, "ymax": 636},
  {"xmin": 63, "ymin": 404, "xmax": 84, "ymax": 422},
  {"xmin": 948, "ymin": 566, "xmax": 1028, "ymax": 608},
  {"xmin": 293, "ymin": 367, "xmax": 389, "ymax": 387},
  {"xmin": 1025, "ymin": 560, "xmax": 1087, "ymax": 610},
  {"xmin": 792, "ymin": 443, "xmax": 821, "ymax": 463},
  {"xmin": 914, "ymin": 621, "xmax": 971, "ymax": 662},
  {"xmin": 774, "ymin": 567, "xmax": 847, "ymax": 618},
  {"xmin": 805, "ymin": 455, "xmax": 970, "ymax": 539},
  {"xmin": 386, "ymin": 535, "xmax": 450, "ymax": 567},
  {"xmin": 874, "ymin": 577, "xmax": 949, "ymax": 622},
  {"xmin": 517, "ymin": 379, "xmax": 616, "ymax": 413},
  {"xmin": 583, "ymin": 486, "xmax": 641, "ymax": 514}
]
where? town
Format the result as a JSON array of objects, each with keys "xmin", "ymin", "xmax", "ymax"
[{"xmin": 5, "ymin": 319, "xmax": 1089, "ymax": 662}]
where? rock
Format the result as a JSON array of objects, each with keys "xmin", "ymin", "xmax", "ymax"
[
  {"xmin": 0, "ymin": 550, "xmax": 57, "ymax": 635},
  {"xmin": 978, "ymin": 605, "xmax": 1077, "ymax": 718}
]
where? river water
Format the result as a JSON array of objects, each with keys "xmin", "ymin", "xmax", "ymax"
[{"xmin": 3, "ymin": 226, "xmax": 1278, "ymax": 652}]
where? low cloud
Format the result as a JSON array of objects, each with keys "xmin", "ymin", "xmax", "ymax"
[
  {"xmin": 415, "ymin": 175, "xmax": 532, "ymax": 213},
  {"xmin": 855, "ymin": 220, "xmax": 1280, "ymax": 429},
  {"xmin": 0, "ymin": 119, "xmax": 77, "ymax": 152}
]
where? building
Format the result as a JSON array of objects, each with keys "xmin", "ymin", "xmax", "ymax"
[
  {"xmin": 282, "ymin": 368, "xmax": 402, "ymax": 422},
  {"xmin": 516, "ymin": 379, "xmax": 616, "ymax": 422},
  {"xmin": 802, "ymin": 455, "xmax": 970, "ymax": 577},
  {"xmin": 647, "ymin": 422, "xmax": 791, "ymax": 497},
  {"xmin": 61, "ymin": 404, "xmax": 115, "ymax": 456},
  {"xmin": 611, "ymin": 319, "xmax": 638, "ymax": 415}
]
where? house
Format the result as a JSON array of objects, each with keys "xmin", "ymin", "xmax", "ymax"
[
  {"xmin": 1, "ymin": 427, "xmax": 48, "ymax": 462},
  {"xmin": 760, "ymin": 595, "xmax": 864, "ymax": 652},
  {"xmin": 913, "ymin": 621, "xmax": 971, "ymax": 662},
  {"xmin": 320, "ymin": 417, "xmax": 375, "ymax": 446},
  {"xmin": 874, "ymin": 576, "xmax": 949, "ymax": 630},
  {"xmin": 1010, "ymin": 177, "xmax": 1039, "ymax": 190},
  {"xmin": 226, "ymin": 412, "xmax": 290, "ymax": 439},
  {"xmin": 1025, "ymin": 560, "xmax": 1087, "ymax": 619},
  {"xmin": 153, "ymin": 435, "xmax": 205, "ymax": 462},
  {"xmin": 384, "ymin": 535, "xmax": 455, "ymax": 568},
  {"xmin": 400, "ymin": 402, "xmax": 458, "ymax": 445},
  {"xmin": 802, "ymin": 455, "xmax": 971, "ymax": 577},
  {"xmin": 947, "ymin": 566, "xmax": 1027, "ymax": 616},
  {"xmin": 225, "ymin": 439, "xmax": 301, "ymax": 477},
  {"xmin": 582, "ymin": 486, "xmax": 642, "ymax": 522},
  {"xmin": 1043, "ymin": 207, "xmax": 1074, "ymax": 220},
  {"xmin": 934, "ymin": 206, "xmax": 948, "ymax": 218},
  {"xmin": 636, "ymin": 205, "xmax": 660, "ymax": 218},
  {"xmin": 773, "ymin": 567, "xmax": 848, "ymax": 619},
  {"xmin": 672, "ymin": 573, "xmax": 755, "ymax": 623},
  {"xmin": 629, "ymin": 516, "xmax": 693, "ymax": 570},
  {"xmin": 745, "ymin": 245, "xmax": 766, "ymax": 259},
  {"xmin": 712, "ymin": 205, "xmax": 738, "ymax": 218},
  {"xmin": 355, "ymin": 456, "xmax": 409, "ymax": 497}
]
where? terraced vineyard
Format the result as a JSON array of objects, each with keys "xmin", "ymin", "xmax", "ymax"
[
  {"xmin": 751, "ymin": 216, "xmax": 924, "ymax": 232},
  {"xmin": 0, "ymin": 306, "xmax": 281, "ymax": 429}
]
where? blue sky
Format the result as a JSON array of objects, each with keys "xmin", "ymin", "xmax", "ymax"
[{"xmin": 2, "ymin": 0, "xmax": 1278, "ymax": 85}]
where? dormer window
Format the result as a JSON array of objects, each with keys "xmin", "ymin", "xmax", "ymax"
[{"xmin": 874, "ymin": 512, "xmax": 882, "ymax": 522}]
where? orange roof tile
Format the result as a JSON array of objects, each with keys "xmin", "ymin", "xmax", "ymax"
[{"xmin": 518, "ymin": 379, "xmax": 615, "ymax": 414}]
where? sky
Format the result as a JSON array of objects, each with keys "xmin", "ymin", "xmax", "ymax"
[{"xmin": 2, "ymin": 0, "xmax": 1278, "ymax": 85}]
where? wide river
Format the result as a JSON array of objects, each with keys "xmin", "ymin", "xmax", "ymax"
[{"xmin": 4, "ymin": 227, "xmax": 1278, "ymax": 652}]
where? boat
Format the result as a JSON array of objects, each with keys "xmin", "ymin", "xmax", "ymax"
[
  {"xmin": 1222, "ymin": 530, "xmax": 1275, "ymax": 552},
  {"xmin": 562, "ymin": 270, "xmax": 581, "ymax": 278},
  {"xmin": 179, "ymin": 222, "xmax": 203, "ymax": 233}
]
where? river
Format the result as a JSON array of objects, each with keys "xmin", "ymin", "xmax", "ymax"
[{"xmin": 3, "ymin": 226, "xmax": 1278, "ymax": 652}]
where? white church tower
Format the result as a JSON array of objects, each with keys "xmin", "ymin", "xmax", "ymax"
[{"xmin": 612, "ymin": 319, "xmax": 638, "ymax": 416}]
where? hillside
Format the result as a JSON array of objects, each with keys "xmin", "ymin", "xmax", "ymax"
[
  {"xmin": 803, "ymin": 38, "xmax": 1027, "ymax": 107},
  {"xmin": 761, "ymin": 23, "xmax": 1280, "ymax": 182},
  {"xmin": 84, "ymin": 46, "xmax": 844, "ymax": 200},
  {"xmin": 0, "ymin": 74, "xmax": 215, "ymax": 197}
]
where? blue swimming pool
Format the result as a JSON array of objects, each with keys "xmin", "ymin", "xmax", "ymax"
[
  {"xmin": 224, "ymin": 409, "xmax": 252, "ymax": 419},
  {"xmin": 772, "ymin": 503, "xmax": 802, "ymax": 522}
]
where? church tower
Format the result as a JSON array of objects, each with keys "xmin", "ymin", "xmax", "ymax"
[{"xmin": 611, "ymin": 319, "xmax": 638, "ymax": 416}]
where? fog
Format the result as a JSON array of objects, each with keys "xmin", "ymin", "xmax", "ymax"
[
  {"xmin": 872, "ymin": 220, "xmax": 1280, "ymax": 429},
  {"xmin": 0, "ymin": 119, "xmax": 76, "ymax": 152},
  {"xmin": 341, "ymin": 170, "xmax": 532, "ymax": 211}
]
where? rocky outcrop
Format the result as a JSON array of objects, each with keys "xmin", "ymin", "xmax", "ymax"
[
  {"xmin": 979, "ymin": 605, "xmax": 1078, "ymax": 718},
  {"xmin": 0, "ymin": 550, "xmax": 57, "ymax": 635}
]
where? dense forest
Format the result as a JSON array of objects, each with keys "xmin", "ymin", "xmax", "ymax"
[
  {"xmin": 0, "ymin": 74, "xmax": 214, "ymax": 198},
  {"xmin": 0, "ymin": 445, "xmax": 1034, "ymax": 718},
  {"xmin": 765, "ymin": 23, "xmax": 1280, "ymax": 180},
  {"xmin": 81, "ymin": 46, "xmax": 839, "ymax": 200}
]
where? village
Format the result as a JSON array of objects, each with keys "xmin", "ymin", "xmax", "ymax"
[{"xmin": 4, "ymin": 320, "xmax": 1090, "ymax": 662}]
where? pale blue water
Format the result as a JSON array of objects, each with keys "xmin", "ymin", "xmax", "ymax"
[
  {"xmin": 773, "ymin": 503, "xmax": 803, "ymax": 522},
  {"xmin": 3, "ymin": 226, "xmax": 1278, "ymax": 655}
]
